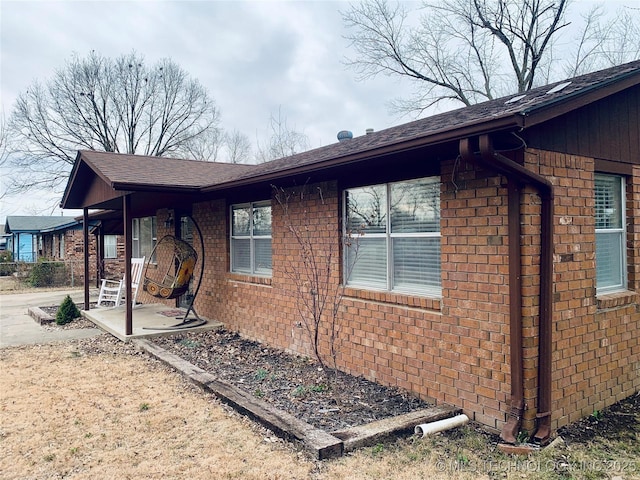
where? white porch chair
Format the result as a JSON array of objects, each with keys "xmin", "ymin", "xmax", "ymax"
[{"xmin": 97, "ymin": 257, "xmax": 145, "ymax": 308}]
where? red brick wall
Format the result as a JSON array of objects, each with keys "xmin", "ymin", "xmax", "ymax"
[
  {"xmin": 176, "ymin": 150, "xmax": 639, "ymax": 434},
  {"xmin": 524, "ymin": 149, "xmax": 640, "ymax": 431},
  {"xmin": 64, "ymin": 229, "xmax": 97, "ymax": 284},
  {"xmin": 439, "ymin": 156, "xmax": 512, "ymax": 430},
  {"xmin": 628, "ymin": 166, "xmax": 640, "ymax": 293}
]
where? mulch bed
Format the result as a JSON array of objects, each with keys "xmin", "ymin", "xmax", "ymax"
[
  {"xmin": 39, "ymin": 305, "xmax": 97, "ymax": 330},
  {"xmin": 152, "ymin": 330, "xmax": 430, "ymax": 432},
  {"xmin": 558, "ymin": 391, "xmax": 640, "ymax": 445}
]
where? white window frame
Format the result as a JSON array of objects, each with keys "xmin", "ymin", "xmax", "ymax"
[
  {"xmin": 132, "ymin": 216, "xmax": 157, "ymax": 262},
  {"xmin": 230, "ymin": 201, "xmax": 272, "ymax": 276},
  {"xmin": 59, "ymin": 233, "xmax": 65, "ymax": 259},
  {"xmin": 344, "ymin": 176, "xmax": 441, "ymax": 297},
  {"xmin": 104, "ymin": 235, "xmax": 118, "ymax": 259},
  {"xmin": 595, "ymin": 174, "xmax": 627, "ymax": 294}
]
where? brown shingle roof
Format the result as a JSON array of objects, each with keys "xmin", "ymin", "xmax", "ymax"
[
  {"xmin": 79, "ymin": 151, "xmax": 255, "ymax": 189},
  {"xmin": 63, "ymin": 59, "xmax": 639, "ymax": 207},
  {"xmin": 202, "ymin": 59, "xmax": 639, "ymax": 190}
]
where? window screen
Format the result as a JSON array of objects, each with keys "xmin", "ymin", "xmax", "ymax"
[
  {"xmin": 595, "ymin": 174, "xmax": 626, "ymax": 293},
  {"xmin": 104, "ymin": 235, "xmax": 117, "ymax": 259},
  {"xmin": 231, "ymin": 201, "xmax": 272, "ymax": 275},
  {"xmin": 132, "ymin": 216, "xmax": 157, "ymax": 262},
  {"xmin": 345, "ymin": 177, "xmax": 441, "ymax": 296}
]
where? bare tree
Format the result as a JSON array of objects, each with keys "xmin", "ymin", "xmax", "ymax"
[
  {"xmin": 255, "ymin": 107, "xmax": 310, "ymax": 163},
  {"xmin": 343, "ymin": 0, "xmax": 639, "ymax": 115},
  {"xmin": 563, "ymin": 4, "xmax": 640, "ymax": 77},
  {"xmin": 0, "ymin": 112, "xmax": 8, "ymax": 168},
  {"xmin": 173, "ymin": 127, "xmax": 224, "ymax": 161},
  {"xmin": 0, "ymin": 112, "xmax": 10, "ymax": 201},
  {"xmin": 224, "ymin": 129, "xmax": 253, "ymax": 164},
  {"xmin": 7, "ymin": 51, "xmax": 222, "ymax": 194},
  {"xmin": 274, "ymin": 183, "xmax": 362, "ymax": 369}
]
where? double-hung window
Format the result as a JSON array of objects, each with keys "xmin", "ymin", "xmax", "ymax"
[
  {"xmin": 104, "ymin": 235, "xmax": 117, "ymax": 259},
  {"xmin": 59, "ymin": 234, "xmax": 65, "ymax": 259},
  {"xmin": 132, "ymin": 216, "xmax": 157, "ymax": 262},
  {"xmin": 595, "ymin": 174, "xmax": 627, "ymax": 293},
  {"xmin": 231, "ymin": 201, "xmax": 272, "ymax": 275},
  {"xmin": 344, "ymin": 176, "xmax": 441, "ymax": 296}
]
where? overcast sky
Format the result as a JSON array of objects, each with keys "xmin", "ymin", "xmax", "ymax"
[
  {"xmin": 0, "ymin": 0, "xmax": 635, "ymax": 220},
  {"xmin": 1, "ymin": 0, "xmax": 421, "ymax": 218}
]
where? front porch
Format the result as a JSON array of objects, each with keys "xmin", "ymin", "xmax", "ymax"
[{"xmin": 83, "ymin": 303, "xmax": 223, "ymax": 341}]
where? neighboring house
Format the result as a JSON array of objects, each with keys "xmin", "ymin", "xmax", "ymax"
[
  {"xmin": 60, "ymin": 61, "xmax": 640, "ymax": 444},
  {"xmin": 2, "ymin": 215, "xmax": 120, "ymax": 285},
  {"xmin": 0, "ymin": 225, "xmax": 9, "ymax": 252},
  {"xmin": 4, "ymin": 216, "xmax": 80, "ymax": 262}
]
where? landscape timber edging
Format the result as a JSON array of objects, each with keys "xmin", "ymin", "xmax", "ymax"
[
  {"xmin": 133, "ymin": 338, "xmax": 344, "ymax": 460},
  {"xmin": 332, "ymin": 405, "xmax": 462, "ymax": 452},
  {"xmin": 133, "ymin": 338, "xmax": 463, "ymax": 459},
  {"xmin": 27, "ymin": 306, "xmax": 54, "ymax": 325}
]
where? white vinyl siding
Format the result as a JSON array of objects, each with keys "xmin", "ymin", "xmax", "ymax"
[
  {"xmin": 231, "ymin": 201, "xmax": 272, "ymax": 276},
  {"xmin": 595, "ymin": 174, "xmax": 626, "ymax": 293},
  {"xmin": 344, "ymin": 177, "xmax": 441, "ymax": 297}
]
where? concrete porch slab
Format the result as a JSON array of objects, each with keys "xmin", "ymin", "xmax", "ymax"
[{"xmin": 83, "ymin": 303, "xmax": 223, "ymax": 341}]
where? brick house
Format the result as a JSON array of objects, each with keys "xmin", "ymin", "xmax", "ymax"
[
  {"xmin": 3, "ymin": 215, "xmax": 126, "ymax": 285},
  {"xmin": 4, "ymin": 216, "xmax": 78, "ymax": 262},
  {"xmin": 61, "ymin": 61, "xmax": 639, "ymax": 443}
]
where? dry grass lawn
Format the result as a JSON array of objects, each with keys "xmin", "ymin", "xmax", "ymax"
[{"xmin": 0, "ymin": 339, "xmax": 482, "ymax": 480}]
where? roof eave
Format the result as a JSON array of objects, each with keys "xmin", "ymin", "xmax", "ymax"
[
  {"xmin": 522, "ymin": 70, "xmax": 640, "ymax": 128},
  {"xmin": 202, "ymin": 115, "xmax": 524, "ymax": 193},
  {"xmin": 60, "ymin": 151, "xmax": 85, "ymax": 209},
  {"xmin": 39, "ymin": 221, "xmax": 81, "ymax": 233},
  {"xmin": 110, "ymin": 182, "xmax": 203, "ymax": 193}
]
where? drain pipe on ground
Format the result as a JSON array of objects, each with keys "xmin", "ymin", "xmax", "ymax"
[
  {"xmin": 415, "ymin": 414, "xmax": 470, "ymax": 438},
  {"xmin": 459, "ymin": 135, "xmax": 554, "ymax": 444}
]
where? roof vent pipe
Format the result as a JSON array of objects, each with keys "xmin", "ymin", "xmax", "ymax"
[
  {"xmin": 337, "ymin": 130, "xmax": 353, "ymax": 142},
  {"xmin": 366, "ymin": 128, "xmax": 374, "ymax": 135}
]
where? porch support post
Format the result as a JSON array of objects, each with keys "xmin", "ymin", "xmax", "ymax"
[
  {"xmin": 83, "ymin": 208, "xmax": 90, "ymax": 311},
  {"xmin": 97, "ymin": 226, "xmax": 105, "ymax": 289},
  {"xmin": 123, "ymin": 195, "xmax": 133, "ymax": 336}
]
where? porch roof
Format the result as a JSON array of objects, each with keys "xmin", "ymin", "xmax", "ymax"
[{"xmin": 61, "ymin": 152, "xmax": 254, "ymax": 211}]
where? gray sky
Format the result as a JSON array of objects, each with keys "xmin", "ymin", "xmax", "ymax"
[
  {"xmin": 1, "ymin": 0, "xmax": 419, "ymax": 218},
  {"xmin": 0, "ymin": 0, "xmax": 634, "ymax": 219},
  {"xmin": 0, "ymin": 1, "xmax": 409, "ymax": 150}
]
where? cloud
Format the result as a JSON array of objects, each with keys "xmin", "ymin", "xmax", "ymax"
[{"xmin": 0, "ymin": 0, "xmax": 411, "ymax": 218}]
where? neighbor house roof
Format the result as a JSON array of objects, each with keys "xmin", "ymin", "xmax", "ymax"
[{"xmin": 4, "ymin": 216, "xmax": 80, "ymax": 234}]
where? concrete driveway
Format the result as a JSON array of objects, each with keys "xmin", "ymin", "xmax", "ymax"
[{"xmin": 0, "ymin": 288, "xmax": 103, "ymax": 348}]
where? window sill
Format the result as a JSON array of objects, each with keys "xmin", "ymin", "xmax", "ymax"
[
  {"xmin": 596, "ymin": 290, "xmax": 638, "ymax": 310},
  {"xmin": 343, "ymin": 287, "xmax": 441, "ymax": 311},
  {"xmin": 227, "ymin": 272, "xmax": 272, "ymax": 286}
]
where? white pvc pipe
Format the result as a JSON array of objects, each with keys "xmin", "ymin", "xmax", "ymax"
[{"xmin": 414, "ymin": 414, "xmax": 470, "ymax": 437}]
